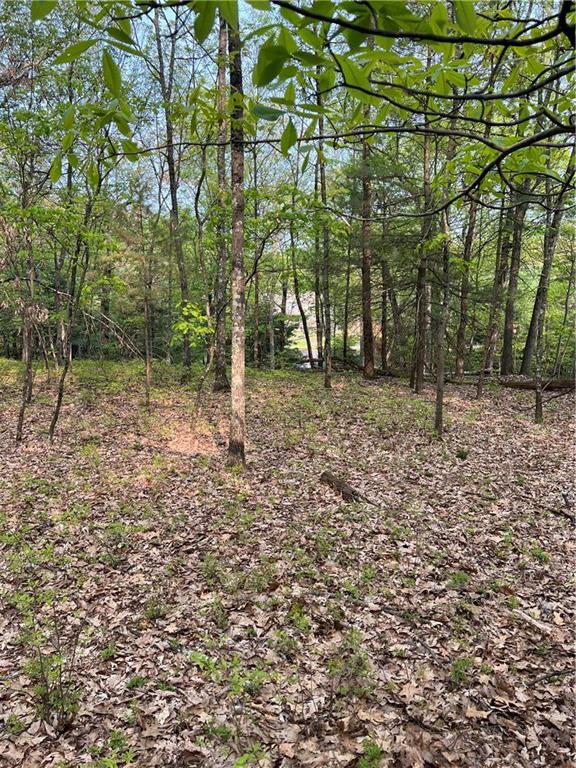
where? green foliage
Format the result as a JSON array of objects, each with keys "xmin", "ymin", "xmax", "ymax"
[
  {"xmin": 450, "ymin": 656, "xmax": 474, "ymax": 686},
  {"xmin": 172, "ymin": 303, "xmax": 211, "ymax": 348}
]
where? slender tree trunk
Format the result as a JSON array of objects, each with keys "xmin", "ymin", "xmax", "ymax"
[
  {"xmin": 380, "ymin": 215, "xmax": 403, "ymax": 367},
  {"xmin": 213, "ymin": 15, "xmax": 230, "ymax": 391},
  {"xmin": 226, "ymin": 19, "xmax": 246, "ymax": 466},
  {"xmin": 313, "ymin": 159, "xmax": 323, "ymax": 368},
  {"xmin": 268, "ymin": 299, "xmax": 275, "ymax": 369},
  {"xmin": 411, "ymin": 132, "xmax": 432, "ymax": 392},
  {"xmin": 316, "ymin": 84, "xmax": 331, "ymax": 389},
  {"xmin": 553, "ymin": 249, "xmax": 575, "ymax": 376},
  {"xmin": 280, "ymin": 280, "xmax": 288, "ymax": 351},
  {"xmin": 290, "ymin": 219, "xmax": 314, "ymax": 368},
  {"xmin": 521, "ymin": 155, "xmax": 573, "ymax": 374},
  {"xmin": 16, "ymin": 319, "xmax": 33, "ymax": 441},
  {"xmin": 361, "ymin": 114, "xmax": 374, "ymax": 379},
  {"xmin": 314, "ymin": 265, "xmax": 323, "ymax": 366},
  {"xmin": 343, "ymin": 238, "xmax": 351, "ymax": 361},
  {"xmin": 477, "ymin": 197, "xmax": 513, "ymax": 397},
  {"xmin": 500, "ymin": 185, "xmax": 529, "ymax": 375},
  {"xmin": 455, "ymin": 199, "xmax": 478, "ymax": 378},
  {"xmin": 154, "ymin": 9, "xmax": 190, "ymax": 372},
  {"xmin": 534, "ymin": 306, "xmax": 544, "ymax": 424},
  {"xmin": 434, "ymin": 208, "xmax": 450, "ymax": 435},
  {"xmin": 380, "ymin": 258, "xmax": 388, "ymax": 370},
  {"xmin": 252, "ymin": 146, "xmax": 260, "ymax": 367}
]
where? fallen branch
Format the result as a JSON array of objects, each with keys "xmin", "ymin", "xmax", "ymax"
[
  {"xmin": 319, "ymin": 471, "xmax": 375, "ymax": 505},
  {"xmin": 498, "ymin": 377, "xmax": 575, "ymax": 392}
]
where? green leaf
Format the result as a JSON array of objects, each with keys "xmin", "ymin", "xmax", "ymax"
[
  {"xmin": 284, "ymin": 82, "xmax": 296, "ymax": 105},
  {"xmin": 49, "ymin": 153, "xmax": 62, "ymax": 183},
  {"xmin": 121, "ymin": 139, "xmax": 139, "ymax": 160},
  {"xmin": 106, "ymin": 26, "xmax": 136, "ymax": 46},
  {"xmin": 333, "ymin": 54, "xmax": 376, "ymax": 104},
  {"xmin": 280, "ymin": 119, "xmax": 297, "ymax": 154},
  {"xmin": 62, "ymin": 105, "xmax": 75, "ymax": 130},
  {"xmin": 53, "ymin": 39, "xmax": 97, "ymax": 64},
  {"xmin": 102, "ymin": 49, "xmax": 122, "ymax": 97},
  {"xmin": 194, "ymin": 1, "xmax": 217, "ymax": 44},
  {"xmin": 453, "ymin": 0, "xmax": 477, "ymax": 34},
  {"xmin": 87, "ymin": 161, "xmax": 99, "ymax": 191},
  {"xmin": 251, "ymin": 103, "xmax": 284, "ymax": 121},
  {"xmin": 62, "ymin": 131, "xmax": 75, "ymax": 151},
  {"xmin": 218, "ymin": 0, "xmax": 238, "ymax": 30},
  {"xmin": 31, "ymin": 0, "xmax": 57, "ymax": 21},
  {"xmin": 253, "ymin": 43, "xmax": 290, "ymax": 86}
]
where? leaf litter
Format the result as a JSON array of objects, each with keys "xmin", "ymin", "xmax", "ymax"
[{"xmin": 0, "ymin": 364, "xmax": 574, "ymax": 767}]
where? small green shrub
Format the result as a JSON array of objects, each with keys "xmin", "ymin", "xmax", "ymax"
[{"xmin": 450, "ymin": 656, "xmax": 474, "ymax": 685}]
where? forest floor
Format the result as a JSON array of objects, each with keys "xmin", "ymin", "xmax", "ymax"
[{"xmin": 0, "ymin": 359, "xmax": 574, "ymax": 768}]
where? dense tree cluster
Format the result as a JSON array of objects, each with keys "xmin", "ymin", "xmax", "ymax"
[{"xmin": 0, "ymin": 0, "xmax": 574, "ymax": 458}]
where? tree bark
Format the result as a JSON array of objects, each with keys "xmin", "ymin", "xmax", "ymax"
[
  {"xmin": 343, "ymin": 237, "xmax": 351, "ymax": 361},
  {"xmin": 500, "ymin": 183, "xmax": 530, "ymax": 375},
  {"xmin": 226, "ymin": 19, "xmax": 246, "ymax": 466},
  {"xmin": 361, "ymin": 113, "xmax": 374, "ymax": 379},
  {"xmin": 153, "ymin": 8, "xmax": 190, "ymax": 372},
  {"xmin": 521, "ymin": 152, "xmax": 574, "ymax": 375},
  {"xmin": 213, "ymin": 14, "xmax": 230, "ymax": 391},
  {"xmin": 268, "ymin": 299, "xmax": 275, "ymax": 369},
  {"xmin": 317, "ymin": 82, "xmax": 331, "ymax": 389},
  {"xmin": 411, "ymin": 131, "xmax": 432, "ymax": 393},
  {"xmin": 455, "ymin": 199, "xmax": 478, "ymax": 379},
  {"xmin": 477, "ymin": 196, "xmax": 514, "ymax": 398}
]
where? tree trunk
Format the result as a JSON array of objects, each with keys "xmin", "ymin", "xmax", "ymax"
[
  {"xmin": 154, "ymin": 9, "xmax": 190, "ymax": 372},
  {"xmin": 361, "ymin": 115, "xmax": 374, "ymax": 379},
  {"xmin": 314, "ymin": 264, "xmax": 323, "ymax": 366},
  {"xmin": 477, "ymin": 196, "xmax": 513, "ymax": 397},
  {"xmin": 500, "ymin": 184, "xmax": 529, "ymax": 375},
  {"xmin": 521, "ymin": 153, "xmax": 573, "ymax": 375},
  {"xmin": 226, "ymin": 19, "xmax": 246, "ymax": 466},
  {"xmin": 252, "ymin": 145, "xmax": 260, "ymax": 367},
  {"xmin": 343, "ymin": 238, "xmax": 351, "ymax": 361},
  {"xmin": 279, "ymin": 280, "xmax": 288, "ymax": 351},
  {"xmin": 317, "ymin": 82, "xmax": 331, "ymax": 389},
  {"xmin": 290, "ymin": 217, "xmax": 314, "ymax": 368},
  {"xmin": 213, "ymin": 14, "xmax": 230, "ymax": 391},
  {"xmin": 380, "ymin": 260, "xmax": 388, "ymax": 370},
  {"xmin": 434, "ymin": 207, "xmax": 450, "ymax": 435},
  {"xmin": 553, "ymin": 248, "xmax": 575, "ymax": 376},
  {"xmin": 411, "ymin": 132, "xmax": 432, "ymax": 393},
  {"xmin": 268, "ymin": 299, "xmax": 275, "ymax": 369},
  {"xmin": 455, "ymin": 199, "xmax": 478, "ymax": 379}
]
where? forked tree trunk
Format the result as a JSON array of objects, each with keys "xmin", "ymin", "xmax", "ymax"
[{"xmin": 226, "ymin": 19, "xmax": 246, "ymax": 466}]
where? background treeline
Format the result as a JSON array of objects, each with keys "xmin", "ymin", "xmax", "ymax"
[{"xmin": 0, "ymin": 1, "xmax": 574, "ymax": 443}]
